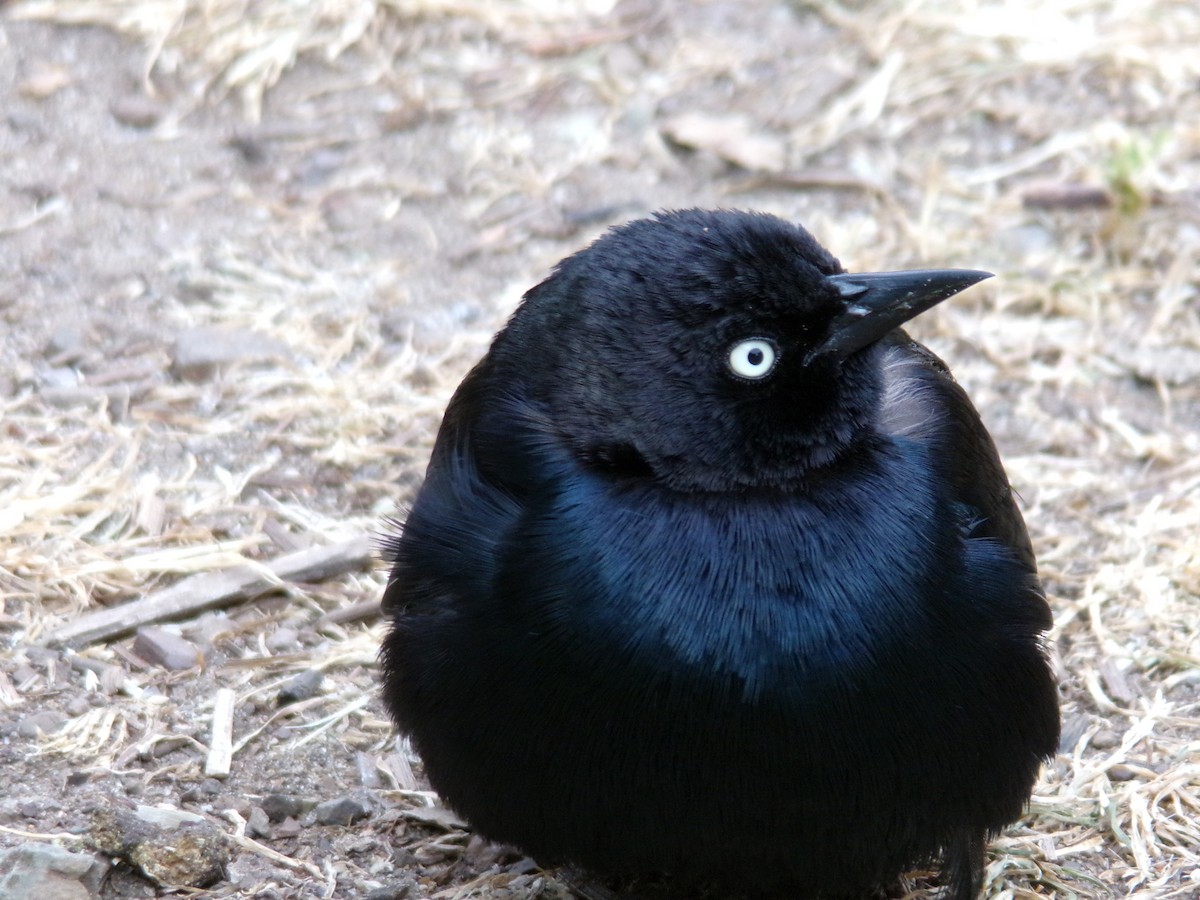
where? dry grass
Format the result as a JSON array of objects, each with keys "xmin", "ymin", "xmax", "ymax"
[
  {"xmin": 10, "ymin": 0, "xmax": 619, "ymax": 117},
  {"xmin": 3, "ymin": 0, "xmax": 1199, "ymax": 897}
]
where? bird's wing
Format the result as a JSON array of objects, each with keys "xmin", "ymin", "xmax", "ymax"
[
  {"xmin": 876, "ymin": 334, "xmax": 1037, "ymax": 575},
  {"xmin": 381, "ymin": 359, "xmax": 525, "ymax": 615}
]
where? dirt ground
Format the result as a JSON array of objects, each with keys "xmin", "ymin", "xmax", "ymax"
[{"xmin": 1, "ymin": 1, "xmax": 1199, "ymax": 898}]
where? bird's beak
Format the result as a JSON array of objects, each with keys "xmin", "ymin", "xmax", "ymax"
[{"xmin": 815, "ymin": 269, "xmax": 993, "ymax": 360}]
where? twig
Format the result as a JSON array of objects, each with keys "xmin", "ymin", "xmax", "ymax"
[
  {"xmin": 0, "ymin": 824, "xmax": 87, "ymax": 843},
  {"xmin": 45, "ymin": 535, "xmax": 376, "ymax": 648},
  {"xmin": 220, "ymin": 814, "xmax": 324, "ymax": 879},
  {"xmin": 0, "ymin": 196, "xmax": 65, "ymax": 236}
]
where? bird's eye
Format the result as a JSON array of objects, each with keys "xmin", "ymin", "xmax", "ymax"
[{"xmin": 727, "ymin": 339, "xmax": 778, "ymax": 380}]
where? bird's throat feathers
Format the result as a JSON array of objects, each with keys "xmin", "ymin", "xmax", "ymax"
[{"xmin": 494, "ymin": 435, "xmax": 959, "ymax": 704}]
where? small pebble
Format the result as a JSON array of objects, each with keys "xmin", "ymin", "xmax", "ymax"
[
  {"xmin": 23, "ymin": 644, "xmax": 56, "ymax": 664},
  {"xmin": 17, "ymin": 710, "xmax": 67, "ymax": 739},
  {"xmin": 0, "ymin": 842, "xmax": 108, "ymax": 900},
  {"xmin": 277, "ymin": 670, "xmax": 323, "ymax": 706},
  {"xmin": 45, "ymin": 325, "xmax": 86, "ymax": 363},
  {"xmin": 37, "ymin": 366, "xmax": 80, "ymax": 391},
  {"xmin": 110, "ymin": 95, "xmax": 166, "ymax": 129},
  {"xmin": 1107, "ymin": 764, "xmax": 1137, "ymax": 782},
  {"xmin": 261, "ymin": 794, "xmax": 310, "ymax": 823},
  {"xmin": 19, "ymin": 801, "xmax": 43, "ymax": 819},
  {"xmin": 200, "ymin": 779, "xmax": 224, "ymax": 796},
  {"xmin": 133, "ymin": 626, "xmax": 203, "ymax": 671},
  {"xmin": 178, "ymin": 779, "xmax": 222, "ymax": 803},
  {"xmin": 65, "ymin": 696, "xmax": 90, "ymax": 717},
  {"xmin": 313, "ymin": 796, "xmax": 370, "ymax": 827},
  {"xmin": 245, "ymin": 806, "xmax": 272, "ymax": 839},
  {"xmin": 274, "ymin": 816, "xmax": 303, "ymax": 838},
  {"xmin": 188, "ymin": 613, "xmax": 233, "ymax": 646},
  {"xmin": 142, "ymin": 735, "xmax": 192, "ymax": 760},
  {"xmin": 365, "ymin": 885, "xmax": 413, "ymax": 900},
  {"xmin": 265, "ymin": 626, "xmax": 300, "ymax": 652}
]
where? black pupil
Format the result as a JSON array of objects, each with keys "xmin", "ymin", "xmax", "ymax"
[{"xmin": 747, "ymin": 348, "xmax": 764, "ymax": 366}]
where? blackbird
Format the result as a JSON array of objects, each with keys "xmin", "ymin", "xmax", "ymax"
[{"xmin": 380, "ymin": 209, "xmax": 1059, "ymax": 899}]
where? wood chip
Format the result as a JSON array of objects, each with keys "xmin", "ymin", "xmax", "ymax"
[
  {"xmin": 1098, "ymin": 657, "xmax": 1136, "ymax": 705},
  {"xmin": 133, "ymin": 626, "xmax": 204, "ymax": 671},
  {"xmin": 205, "ymin": 688, "xmax": 236, "ymax": 779},
  {"xmin": 401, "ymin": 805, "xmax": 467, "ymax": 830},
  {"xmin": 381, "ymin": 751, "xmax": 418, "ymax": 792}
]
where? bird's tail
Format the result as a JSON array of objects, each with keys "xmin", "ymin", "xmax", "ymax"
[{"xmin": 940, "ymin": 831, "xmax": 985, "ymax": 900}]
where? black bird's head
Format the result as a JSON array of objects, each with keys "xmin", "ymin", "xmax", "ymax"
[{"xmin": 490, "ymin": 209, "xmax": 989, "ymax": 492}]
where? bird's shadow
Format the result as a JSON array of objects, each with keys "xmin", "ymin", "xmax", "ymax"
[{"xmin": 555, "ymin": 863, "xmax": 931, "ymax": 900}]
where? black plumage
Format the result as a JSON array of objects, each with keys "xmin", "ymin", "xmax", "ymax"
[{"xmin": 380, "ymin": 209, "xmax": 1059, "ymax": 899}]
